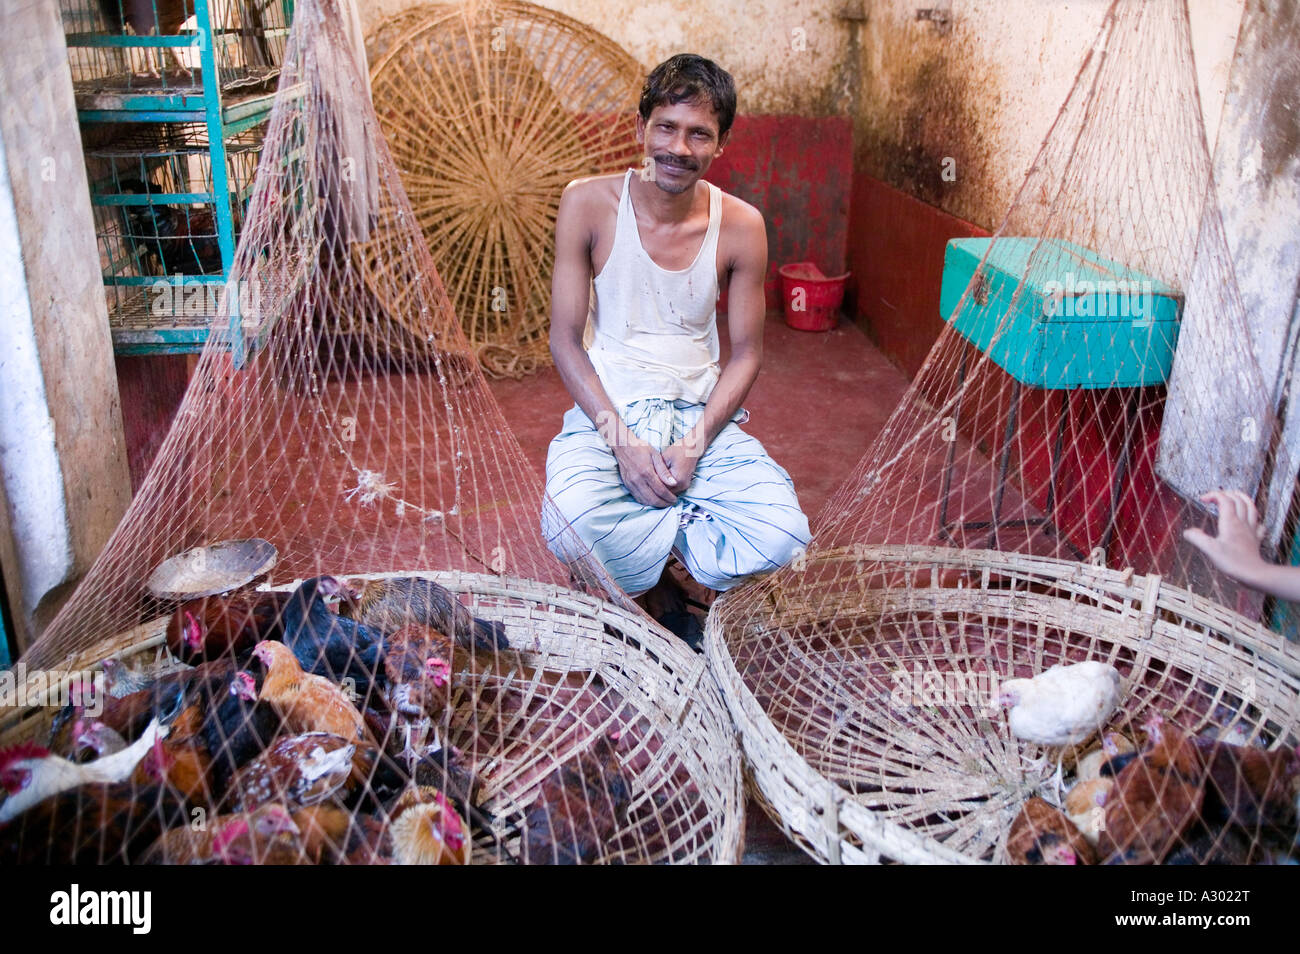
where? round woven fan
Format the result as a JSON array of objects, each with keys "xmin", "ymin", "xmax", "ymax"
[{"xmin": 369, "ymin": 1, "xmax": 644, "ymax": 377}]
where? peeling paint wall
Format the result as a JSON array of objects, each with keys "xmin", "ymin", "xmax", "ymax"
[
  {"xmin": 359, "ymin": 0, "xmax": 857, "ymax": 116},
  {"xmin": 854, "ymin": 0, "xmax": 1244, "ymax": 230}
]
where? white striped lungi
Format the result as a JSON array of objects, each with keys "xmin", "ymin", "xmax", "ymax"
[{"xmin": 541, "ymin": 399, "xmax": 812, "ymax": 595}]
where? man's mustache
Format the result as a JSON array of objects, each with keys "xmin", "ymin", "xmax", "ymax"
[{"xmin": 652, "ymin": 154, "xmax": 699, "ymax": 171}]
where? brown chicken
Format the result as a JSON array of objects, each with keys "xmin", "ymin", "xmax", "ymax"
[
  {"xmin": 0, "ymin": 780, "xmax": 188, "ymax": 865},
  {"xmin": 386, "ymin": 786, "xmax": 471, "ymax": 865},
  {"xmin": 221, "ymin": 732, "xmax": 356, "ymax": 812},
  {"xmin": 342, "ymin": 576, "xmax": 510, "ymax": 653},
  {"xmin": 251, "ymin": 640, "xmax": 369, "ymax": 744},
  {"xmin": 1007, "ymin": 797, "xmax": 1095, "ymax": 865},
  {"xmin": 523, "ymin": 731, "xmax": 632, "ymax": 865},
  {"xmin": 1192, "ymin": 736, "xmax": 1300, "ymax": 841},
  {"xmin": 131, "ymin": 697, "xmax": 212, "ymax": 803},
  {"xmin": 165, "ymin": 591, "xmax": 291, "ymax": 664},
  {"xmin": 141, "ymin": 802, "xmax": 297, "ymax": 864},
  {"xmin": 380, "ymin": 624, "xmax": 457, "ymax": 757},
  {"xmin": 1098, "ymin": 714, "xmax": 1206, "ymax": 865}
]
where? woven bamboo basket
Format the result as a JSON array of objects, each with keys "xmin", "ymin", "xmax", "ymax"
[
  {"xmin": 367, "ymin": 1, "xmax": 644, "ymax": 379},
  {"xmin": 706, "ymin": 545, "xmax": 1300, "ymax": 864},
  {"xmin": 2, "ymin": 572, "xmax": 744, "ymax": 864}
]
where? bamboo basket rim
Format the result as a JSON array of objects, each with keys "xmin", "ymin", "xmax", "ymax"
[
  {"xmin": 707, "ymin": 545, "xmax": 1300, "ymax": 865},
  {"xmin": 2, "ymin": 570, "xmax": 746, "ymax": 865}
]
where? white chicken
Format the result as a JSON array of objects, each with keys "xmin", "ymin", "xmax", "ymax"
[{"xmin": 997, "ymin": 661, "xmax": 1122, "ymax": 746}]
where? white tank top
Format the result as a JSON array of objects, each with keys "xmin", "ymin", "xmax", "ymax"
[{"xmin": 586, "ymin": 169, "xmax": 722, "ymax": 407}]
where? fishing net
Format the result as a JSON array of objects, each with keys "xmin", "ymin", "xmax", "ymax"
[
  {"xmin": 708, "ymin": 0, "xmax": 1300, "ymax": 864},
  {"xmin": 0, "ymin": 0, "xmax": 743, "ymax": 865},
  {"xmin": 368, "ymin": 0, "xmax": 644, "ymax": 378}
]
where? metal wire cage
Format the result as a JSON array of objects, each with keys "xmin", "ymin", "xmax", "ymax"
[
  {"xmin": 86, "ymin": 122, "xmax": 266, "ymax": 351},
  {"xmin": 62, "ymin": 0, "xmax": 292, "ymax": 97}
]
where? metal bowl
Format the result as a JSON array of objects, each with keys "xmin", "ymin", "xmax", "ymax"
[{"xmin": 145, "ymin": 538, "xmax": 279, "ymax": 601}]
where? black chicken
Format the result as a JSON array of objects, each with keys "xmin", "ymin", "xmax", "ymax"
[
  {"xmin": 119, "ymin": 177, "xmax": 225, "ymax": 276},
  {"xmin": 340, "ymin": 576, "xmax": 511, "ymax": 653},
  {"xmin": 279, "ymin": 576, "xmax": 388, "ymax": 701}
]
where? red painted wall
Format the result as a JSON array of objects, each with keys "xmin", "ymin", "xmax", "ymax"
[
  {"xmin": 115, "ymin": 355, "xmax": 193, "ymax": 491},
  {"xmin": 706, "ymin": 115, "xmax": 853, "ymax": 311}
]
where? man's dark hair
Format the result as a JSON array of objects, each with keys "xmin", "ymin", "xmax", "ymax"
[{"xmin": 638, "ymin": 54, "xmax": 737, "ymax": 138}]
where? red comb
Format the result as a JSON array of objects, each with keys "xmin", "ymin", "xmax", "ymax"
[{"xmin": 0, "ymin": 742, "xmax": 50, "ymax": 768}]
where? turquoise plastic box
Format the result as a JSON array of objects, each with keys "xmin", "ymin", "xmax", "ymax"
[{"xmin": 939, "ymin": 237, "xmax": 1183, "ymax": 389}]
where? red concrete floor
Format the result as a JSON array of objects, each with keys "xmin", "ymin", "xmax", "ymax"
[{"xmin": 487, "ymin": 309, "xmax": 912, "ymax": 864}]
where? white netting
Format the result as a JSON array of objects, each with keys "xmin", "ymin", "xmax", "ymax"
[
  {"xmin": 0, "ymin": 0, "xmax": 743, "ymax": 865},
  {"xmin": 708, "ymin": 0, "xmax": 1300, "ymax": 865}
]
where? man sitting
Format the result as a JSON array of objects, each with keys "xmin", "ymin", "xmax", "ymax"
[{"xmin": 541, "ymin": 54, "xmax": 811, "ymax": 649}]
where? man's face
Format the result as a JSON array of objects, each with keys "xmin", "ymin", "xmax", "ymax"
[{"xmin": 636, "ymin": 98, "xmax": 728, "ymax": 196}]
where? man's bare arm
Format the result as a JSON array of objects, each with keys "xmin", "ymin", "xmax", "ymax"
[
  {"xmin": 663, "ymin": 202, "xmax": 767, "ymax": 486},
  {"xmin": 549, "ymin": 182, "xmax": 678, "ymax": 507}
]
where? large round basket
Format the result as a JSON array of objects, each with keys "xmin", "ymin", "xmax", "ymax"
[
  {"xmin": 2, "ymin": 572, "xmax": 744, "ymax": 865},
  {"xmin": 706, "ymin": 545, "xmax": 1300, "ymax": 864},
  {"xmin": 368, "ymin": 1, "xmax": 644, "ymax": 378}
]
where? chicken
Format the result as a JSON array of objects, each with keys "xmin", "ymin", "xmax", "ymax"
[
  {"xmin": 200, "ymin": 671, "xmax": 282, "ymax": 793},
  {"xmin": 1075, "ymin": 732, "xmax": 1136, "ymax": 782},
  {"xmin": 210, "ymin": 803, "xmax": 311, "ymax": 864},
  {"xmin": 165, "ymin": 590, "xmax": 291, "ymax": 664},
  {"xmin": 1007, "ymin": 797, "xmax": 1095, "ymax": 864},
  {"xmin": 279, "ymin": 576, "xmax": 388, "ymax": 701},
  {"xmin": 222, "ymin": 732, "xmax": 356, "ymax": 812},
  {"xmin": 250, "ymin": 640, "xmax": 369, "ymax": 744},
  {"xmin": 98, "ymin": 0, "xmax": 194, "ymax": 37},
  {"xmin": 101, "ymin": 657, "xmax": 190, "ymax": 699},
  {"xmin": 0, "ymin": 780, "xmax": 188, "ymax": 865},
  {"xmin": 1192, "ymin": 735, "xmax": 1300, "ymax": 840},
  {"xmin": 290, "ymin": 804, "xmax": 357, "ymax": 864},
  {"xmin": 1097, "ymin": 715, "xmax": 1205, "ymax": 865},
  {"xmin": 141, "ymin": 803, "xmax": 303, "ymax": 865},
  {"xmin": 1063, "ymin": 777, "xmax": 1113, "ymax": 845},
  {"xmin": 131, "ymin": 697, "xmax": 213, "ymax": 804},
  {"xmin": 523, "ymin": 731, "xmax": 632, "ymax": 865},
  {"xmin": 997, "ymin": 661, "xmax": 1122, "ymax": 746},
  {"xmin": 71, "ymin": 719, "xmax": 127, "ymax": 760},
  {"xmin": 0, "ymin": 718, "xmax": 167, "ymax": 824},
  {"xmin": 1164, "ymin": 825, "xmax": 1252, "ymax": 865},
  {"xmin": 118, "ymin": 178, "xmax": 224, "ymax": 276},
  {"xmin": 386, "ymin": 786, "xmax": 471, "ymax": 865},
  {"xmin": 97, "ymin": 656, "xmax": 235, "ymax": 739},
  {"xmin": 379, "ymin": 624, "xmax": 456, "ymax": 757},
  {"xmin": 342, "ymin": 577, "xmax": 511, "ymax": 653}
]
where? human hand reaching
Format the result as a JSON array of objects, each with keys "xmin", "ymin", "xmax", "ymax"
[{"xmin": 1183, "ymin": 489, "xmax": 1268, "ymax": 585}]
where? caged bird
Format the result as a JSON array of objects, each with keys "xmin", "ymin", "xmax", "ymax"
[
  {"xmin": 221, "ymin": 732, "xmax": 357, "ymax": 813},
  {"xmin": 1097, "ymin": 714, "xmax": 1206, "ymax": 865},
  {"xmin": 385, "ymin": 786, "xmax": 472, "ymax": 866},
  {"xmin": 0, "ymin": 779, "xmax": 189, "ymax": 865},
  {"xmin": 998, "ymin": 661, "xmax": 1123, "ymax": 746},
  {"xmin": 118, "ymin": 177, "xmax": 225, "ymax": 276},
  {"xmin": 0, "ymin": 719, "xmax": 167, "ymax": 825},
  {"xmin": 200, "ymin": 671, "xmax": 282, "ymax": 794},
  {"xmin": 141, "ymin": 802, "xmax": 302, "ymax": 865},
  {"xmin": 165, "ymin": 590, "xmax": 292, "ymax": 664},
  {"xmin": 1007, "ymin": 796, "xmax": 1095, "ymax": 865},
  {"xmin": 249, "ymin": 640, "xmax": 371, "ymax": 745},
  {"xmin": 523, "ymin": 730, "xmax": 633, "ymax": 865},
  {"xmin": 379, "ymin": 624, "xmax": 461, "ymax": 758},
  {"xmin": 1191, "ymin": 734, "xmax": 1300, "ymax": 841},
  {"xmin": 279, "ymin": 576, "xmax": 389, "ymax": 701},
  {"xmin": 341, "ymin": 576, "xmax": 511, "ymax": 653}
]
